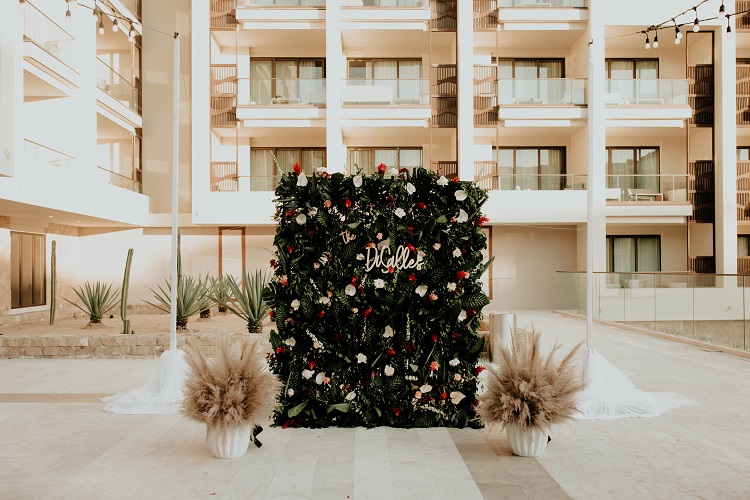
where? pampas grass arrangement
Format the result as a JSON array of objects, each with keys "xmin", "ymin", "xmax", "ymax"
[
  {"xmin": 478, "ymin": 327, "xmax": 585, "ymax": 432},
  {"xmin": 182, "ymin": 337, "xmax": 281, "ymax": 457}
]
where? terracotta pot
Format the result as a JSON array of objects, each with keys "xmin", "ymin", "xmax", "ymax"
[
  {"xmin": 505, "ymin": 423, "xmax": 549, "ymax": 457},
  {"xmin": 206, "ymin": 424, "xmax": 251, "ymax": 459}
]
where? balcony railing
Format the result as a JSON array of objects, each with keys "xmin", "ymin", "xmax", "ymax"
[
  {"xmin": 606, "ymin": 79, "xmax": 689, "ymax": 106},
  {"xmin": 606, "ymin": 174, "xmax": 689, "ymax": 202},
  {"xmin": 240, "ymin": 78, "xmax": 326, "ymax": 106},
  {"xmin": 342, "ymin": 0, "xmax": 426, "ymax": 6},
  {"xmin": 211, "ymin": 173, "xmax": 282, "ymax": 192},
  {"xmin": 97, "ymin": 166, "xmax": 142, "ymax": 193},
  {"xmin": 23, "ymin": 1, "xmax": 75, "ymax": 69},
  {"xmin": 429, "ymin": 161, "xmax": 458, "ymax": 179},
  {"xmin": 738, "ymin": 161, "xmax": 750, "ymax": 221},
  {"xmin": 237, "ymin": 0, "xmax": 326, "ymax": 7},
  {"xmin": 96, "ymin": 59, "xmax": 140, "ymax": 114},
  {"xmin": 739, "ymin": 257, "xmax": 750, "ymax": 275},
  {"xmin": 342, "ymin": 79, "xmax": 429, "ymax": 105},
  {"xmin": 24, "ymin": 139, "xmax": 74, "ymax": 169},
  {"xmin": 498, "ymin": 0, "xmax": 585, "ymax": 6},
  {"xmin": 474, "ymin": 162, "xmax": 586, "ymax": 190},
  {"xmin": 498, "ymin": 79, "xmax": 587, "ymax": 105},
  {"xmin": 737, "ymin": 1, "xmax": 750, "ymax": 30}
]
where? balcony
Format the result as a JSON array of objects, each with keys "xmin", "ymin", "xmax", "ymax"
[
  {"xmin": 738, "ymin": 64, "xmax": 750, "ymax": 126},
  {"xmin": 210, "ymin": 163, "xmax": 278, "ymax": 192},
  {"xmin": 241, "ymin": 78, "xmax": 326, "ymax": 106},
  {"xmin": 495, "ymin": 78, "xmax": 587, "ymax": 124},
  {"xmin": 605, "ymin": 79, "xmax": 691, "ymax": 125},
  {"xmin": 341, "ymin": 79, "xmax": 431, "ymax": 127},
  {"xmin": 341, "ymin": 0, "xmax": 428, "ymax": 29},
  {"xmin": 97, "ymin": 167, "xmax": 142, "ymax": 194},
  {"xmin": 474, "ymin": 0, "xmax": 587, "ymax": 33},
  {"xmin": 22, "ymin": 1, "xmax": 78, "ymax": 93},
  {"xmin": 429, "ymin": 161, "xmax": 458, "ymax": 179},
  {"xmin": 737, "ymin": 1, "xmax": 750, "ymax": 31},
  {"xmin": 96, "ymin": 59, "xmax": 141, "ymax": 124},
  {"xmin": 474, "ymin": 162, "xmax": 587, "ymax": 191},
  {"xmin": 24, "ymin": 140, "xmax": 74, "ymax": 169},
  {"xmin": 605, "ymin": 175, "xmax": 690, "ymax": 203},
  {"xmin": 235, "ymin": 0, "xmax": 326, "ymax": 29}
]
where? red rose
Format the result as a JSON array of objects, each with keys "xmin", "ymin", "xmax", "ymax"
[
  {"xmin": 377, "ymin": 163, "xmax": 387, "ymax": 175},
  {"xmin": 318, "ymin": 310, "xmax": 325, "ymax": 319},
  {"xmin": 387, "ymin": 349, "xmax": 396, "ymax": 356},
  {"xmin": 453, "ymin": 332, "xmax": 461, "ymax": 340},
  {"xmin": 388, "ymin": 266, "xmax": 395, "ymax": 274},
  {"xmin": 324, "ymin": 200, "xmax": 332, "ymax": 208},
  {"xmin": 284, "ymin": 318, "xmax": 295, "ymax": 326},
  {"xmin": 414, "ymin": 202, "xmax": 426, "ymax": 210},
  {"xmin": 287, "ymin": 245, "xmax": 295, "ymax": 254},
  {"xmin": 439, "ymin": 392, "xmax": 448, "ymax": 401},
  {"xmin": 399, "ymin": 167, "xmax": 408, "ymax": 174},
  {"xmin": 473, "ymin": 365, "xmax": 486, "ymax": 375},
  {"xmin": 431, "ymin": 334, "xmax": 439, "ymax": 343},
  {"xmin": 293, "ymin": 162, "xmax": 301, "ymax": 175},
  {"xmin": 406, "ymin": 243, "xmax": 416, "ymax": 253},
  {"xmin": 391, "ymin": 407, "xmax": 401, "ymax": 416},
  {"xmin": 285, "ymin": 210, "xmax": 295, "ymax": 217},
  {"xmin": 456, "ymin": 270, "xmax": 469, "ymax": 280},
  {"xmin": 275, "ymin": 346, "xmax": 286, "ymax": 354},
  {"xmin": 358, "ymin": 286, "xmax": 365, "ymax": 293},
  {"xmin": 476, "ymin": 215, "xmax": 489, "ymax": 226},
  {"xmin": 406, "ymin": 226, "xmax": 414, "ymax": 236},
  {"xmin": 351, "ymin": 276, "xmax": 359, "ymax": 285},
  {"xmin": 408, "ymin": 274, "xmax": 417, "ymax": 282},
  {"xmin": 270, "ymin": 259, "xmax": 277, "ymax": 268},
  {"xmin": 453, "ymin": 177, "xmax": 460, "ymax": 183},
  {"xmin": 309, "ymin": 361, "xmax": 317, "ymax": 370},
  {"xmin": 345, "ymin": 198, "xmax": 352, "ymax": 209},
  {"xmin": 363, "ymin": 307, "xmax": 373, "ymax": 319},
  {"xmin": 282, "ymin": 418, "xmax": 296, "ymax": 429},
  {"xmin": 269, "ymin": 310, "xmax": 275, "ymax": 320}
]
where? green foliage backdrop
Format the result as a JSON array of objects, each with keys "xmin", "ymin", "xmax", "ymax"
[{"xmin": 264, "ymin": 165, "xmax": 492, "ymax": 428}]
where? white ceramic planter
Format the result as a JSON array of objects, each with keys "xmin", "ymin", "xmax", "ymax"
[
  {"xmin": 505, "ymin": 423, "xmax": 549, "ymax": 457},
  {"xmin": 206, "ymin": 424, "xmax": 252, "ymax": 459}
]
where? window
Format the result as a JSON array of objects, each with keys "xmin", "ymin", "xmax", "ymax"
[
  {"xmin": 606, "ymin": 236, "xmax": 661, "ymax": 272},
  {"xmin": 250, "ymin": 59, "xmax": 325, "ymax": 104},
  {"xmin": 738, "ymin": 147, "xmax": 750, "ymax": 161},
  {"xmin": 249, "ymin": 147, "xmax": 325, "ymax": 191},
  {"xmin": 606, "ymin": 59, "xmax": 659, "ymax": 103},
  {"xmin": 739, "ymin": 235, "xmax": 750, "ymax": 257},
  {"xmin": 347, "ymin": 59, "xmax": 422, "ymax": 80},
  {"xmin": 493, "ymin": 147, "xmax": 566, "ymax": 190},
  {"xmin": 495, "ymin": 59, "xmax": 565, "ymax": 104},
  {"xmin": 606, "ymin": 147, "xmax": 660, "ymax": 194},
  {"xmin": 10, "ymin": 232, "xmax": 46, "ymax": 309},
  {"xmin": 347, "ymin": 147, "xmax": 422, "ymax": 175}
]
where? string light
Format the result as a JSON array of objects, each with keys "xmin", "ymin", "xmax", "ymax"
[
  {"xmin": 674, "ymin": 26, "xmax": 682, "ymax": 44},
  {"xmin": 644, "ymin": 32, "xmax": 651, "ymax": 49},
  {"xmin": 112, "ymin": 18, "xmax": 119, "ymax": 32},
  {"xmin": 128, "ymin": 23, "xmax": 137, "ymax": 42},
  {"xmin": 726, "ymin": 15, "xmax": 733, "ymax": 38},
  {"xmin": 653, "ymin": 33, "xmax": 659, "ymax": 48},
  {"xmin": 98, "ymin": 12, "xmax": 105, "ymax": 35},
  {"xmin": 693, "ymin": 8, "xmax": 700, "ymax": 32},
  {"xmin": 65, "ymin": 1, "xmax": 71, "ymax": 22},
  {"xmin": 719, "ymin": 1, "xmax": 725, "ymax": 14},
  {"xmin": 19, "ymin": 0, "xmax": 26, "ymax": 10},
  {"xmin": 91, "ymin": 4, "xmax": 98, "ymax": 22}
]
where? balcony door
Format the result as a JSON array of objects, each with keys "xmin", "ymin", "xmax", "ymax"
[
  {"xmin": 607, "ymin": 147, "xmax": 659, "ymax": 194},
  {"xmin": 347, "ymin": 59, "xmax": 422, "ymax": 102},
  {"xmin": 347, "ymin": 147, "xmax": 422, "ymax": 175},
  {"xmin": 607, "ymin": 236, "xmax": 661, "ymax": 273},
  {"xmin": 496, "ymin": 59, "xmax": 564, "ymax": 104},
  {"xmin": 493, "ymin": 147, "xmax": 565, "ymax": 190},
  {"xmin": 250, "ymin": 59, "xmax": 324, "ymax": 104},
  {"xmin": 606, "ymin": 59, "xmax": 659, "ymax": 103}
]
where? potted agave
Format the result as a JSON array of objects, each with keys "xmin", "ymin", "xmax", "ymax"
[
  {"xmin": 182, "ymin": 337, "xmax": 281, "ymax": 459},
  {"xmin": 477, "ymin": 328, "xmax": 584, "ymax": 457}
]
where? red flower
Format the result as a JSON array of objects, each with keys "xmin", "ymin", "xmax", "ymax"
[
  {"xmin": 358, "ymin": 286, "xmax": 365, "ymax": 293},
  {"xmin": 414, "ymin": 202, "xmax": 426, "ymax": 211},
  {"xmin": 377, "ymin": 163, "xmax": 387, "ymax": 175},
  {"xmin": 351, "ymin": 276, "xmax": 359, "ymax": 285},
  {"xmin": 309, "ymin": 361, "xmax": 317, "ymax": 370},
  {"xmin": 280, "ymin": 276, "xmax": 288, "ymax": 286},
  {"xmin": 453, "ymin": 332, "xmax": 461, "ymax": 340},
  {"xmin": 287, "ymin": 245, "xmax": 295, "ymax": 254},
  {"xmin": 285, "ymin": 210, "xmax": 296, "ymax": 217},
  {"xmin": 455, "ymin": 270, "xmax": 469, "ymax": 280},
  {"xmin": 399, "ymin": 167, "xmax": 408, "ymax": 174},
  {"xmin": 388, "ymin": 266, "xmax": 395, "ymax": 274},
  {"xmin": 269, "ymin": 310, "xmax": 275, "ymax": 320},
  {"xmin": 406, "ymin": 226, "xmax": 414, "ymax": 236},
  {"xmin": 391, "ymin": 407, "xmax": 401, "ymax": 416},
  {"xmin": 476, "ymin": 215, "xmax": 490, "ymax": 226},
  {"xmin": 305, "ymin": 228, "xmax": 315, "ymax": 237},
  {"xmin": 270, "ymin": 259, "xmax": 277, "ymax": 268},
  {"xmin": 282, "ymin": 418, "xmax": 297, "ymax": 429},
  {"xmin": 428, "ymin": 293, "xmax": 437, "ymax": 302},
  {"xmin": 453, "ymin": 177, "xmax": 460, "ymax": 183},
  {"xmin": 406, "ymin": 243, "xmax": 416, "ymax": 253},
  {"xmin": 275, "ymin": 346, "xmax": 286, "ymax": 354},
  {"xmin": 408, "ymin": 274, "xmax": 417, "ymax": 283},
  {"xmin": 363, "ymin": 307, "xmax": 373, "ymax": 319},
  {"xmin": 439, "ymin": 392, "xmax": 448, "ymax": 401},
  {"xmin": 324, "ymin": 200, "xmax": 332, "ymax": 208},
  {"xmin": 345, "ymin": 198, "xmax": 352, "ymax": 209},
  {"xmin": 387, "ymin": 348, "xmax": 396, "ymax": 356},
  {"xmin": 473, "ymin": 365, "xmax": 486, "ymax": 375},
  {"xmin": 284, "ymin": 318, "xmax": 295, "ymax": 326},
  {"xmin": 431, "ymin": 334, "xmax": 439, "ymax": 343},
  {"xmin": 318, "ymin": 310, "xmax": 326, "ymax": 319},
  {"xmin": 293, "ymin": 162, "xmax": 301, "ymax": 175},
  {"xmin": 429, "ymin": 361, "xmax": 439, "ymax": 371}
]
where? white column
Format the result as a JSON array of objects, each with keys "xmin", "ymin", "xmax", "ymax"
[
  {"xmin": 715, "ymin": 18, "xmax": 738, "ymax": 274},
  {"xmin": 588, "ymin": 11, "xmax": 607, "ymax": 273},
  {"xmin": 326, "ymin": 2, "xmax": 346, "ymax": 174},
  {"xmin": 0, "ymin": 0, "xmax": 22, "ymax": 177},
  {"xmin": 190, "ymin": 0, "xmax": 210, "ymax": 216},
  {"xmin": 456, "ymin": 0, "xmax": 474, "ymax": 181}
]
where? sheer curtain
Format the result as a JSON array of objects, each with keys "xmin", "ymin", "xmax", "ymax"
[
  {"xmin": 398, "ymin": 149, "xmax": 422, "ymax": 172},
  {"xmin": 250, "ymin": 61, "xmax": 272, "ymax": 104},
  {"xmin": 540, "ymin": 148, "xmax": 564, "ymax": 190},
  {"xmin": 398, "ymin": 60, "xmax": 422, "ymax": 103},
  {"xmin": 250, "ymin": 149, "xmax": 277, "ymax": 191},
  {"xmin": 539, "ymin": 60, "xmax": 563, "ymax": 104},
  {"xmin": 495, "ymin": 148, "xmax": 514, "ymax": 190},
  {"xmin": 738, "ymin": 236, "xmax": 750, "ymax": 257},
  {"xmin": 608, "ymin": 149, "xmax": 635, "ymax": 193},
  {"xmin": 636, "ymin": 60, "xmax": 659, "ymax": 100},
  {"xmin": 612, "ymin": 237, "xmax": 636, "ymax": 272},
  {"xmin": 374, "ymin": 149, "xmax": 398, "ymax": 169},
  {"xmin": 637, "ymin": 148, "xmax": 659, "ymax": 193},
  {"xmin": 514, "ymin": 60, "xmax": 538, "ymax": 100},
  {"xmin": 515, "ymin": 149, "xmax": 537, "ymax": 190},
  {"xmin": 497, "ymin": 60, "xmax": 513, "ymax": 104},
  {"xmin": 275, "ymin": 60, "xmax": 298, "ymax": 101},
  {"xmin": 608, "ymin": 60, "xmax": 635, "ymax": 103},
  {"xmin": 349, "ymin": 149, "xmax": 374, "ymax": 175},
  {"xmin": 637, "ymin": 237, "xmax": 660, "ymax": 271}
]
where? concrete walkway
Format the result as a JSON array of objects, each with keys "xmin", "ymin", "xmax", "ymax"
[{"xmin": 1, "ymin": 311, "xmax": 749, "ymax": 499}]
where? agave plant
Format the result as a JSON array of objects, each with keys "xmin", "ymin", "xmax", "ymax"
[
  {"xmin": 209, "ymin": 274, "xmax": 233, "ymax": 314},
  {"xmin": 223, "ymin": 270, "xmax": 271, "ymax": 333},
  {"xmin": 146, "ymin": 275, "xmax": 212, "ymax": 330},
  {"xmin": 65, "ymin": 281, "xmax": 120, "ymax": 324}
]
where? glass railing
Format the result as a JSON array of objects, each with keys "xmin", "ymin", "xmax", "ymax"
[
  {"xmin": 556, "ymin": 271, "xmax": 750, "ymax": 352},
  {"xmin": 211, "ymin": 175, "xmax": 283, "ymax": 192},
  {"xmin": 24, "ymin": 139, "xmax": 74, "ymax": 169},
  {"xmin": 606, "ymin": 174, "xmax": 689, "ymax": 202},
  {"xmin": 605, "ymin": 79, "xmax": 689, "ymax": 106},
  {"xmin": 236, "ymin": 0, "xmax": 326, "ymax": 7},
  {"xmin": 96, "ymin": 59, "xmax": 140, "ymax": 114},
  {"xmin": 342, "ymin": 79, "xmax": 429, "ymax": 106},
  {"xmin": 498, "ymin": 79, "xmax": 587, "ymax": 105},
  {"xmin": 97, "ymin": 166, "xmax": 141, "ymax": 193},
  {"xmin": 498, "ymin": 0, "xmax": 585, "ymax": 6},
  {"xmin": 23, "ymin": 1, "xmax": 75, "ymax": 69},
  {"xmin": 240, "ymin": 78, "xmax": 326, "ymax": 106},
  {"xmin": 475, "ymin": 170, "xmax": 588, "ymax": 191},
  {"xmin": 342, "ymin": 0, "xmax": 426, "ymax": 6}
]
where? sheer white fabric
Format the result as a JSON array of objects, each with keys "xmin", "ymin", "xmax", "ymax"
[
  {"xmin": 102, "ymin": 349, "xmax": 188, "ymax": 414},
  {"xmin": 575, "ymin": 348, "xmax": 698, "ymax": 420}
]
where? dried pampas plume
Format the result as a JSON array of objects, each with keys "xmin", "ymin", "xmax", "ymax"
[
  {"xmin": 478, "ymin": 327, "xmax": 585, "ymax": 432},
  {"xmin": 182, "ymin": 337, "xmax": 281, "ymax": 430}
]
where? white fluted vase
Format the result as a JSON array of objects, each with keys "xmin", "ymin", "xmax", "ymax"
[
  {"xmin": 505, "ymin": 423, "xmax": 549, "ymax": 457},
  {"xmin": 206, "ymin": 424, "xmax": 251, "ymax": 459}
]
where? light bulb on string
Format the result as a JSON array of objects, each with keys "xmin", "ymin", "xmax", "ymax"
[
  {"xmin": 19, "ymin": 0, "xmax": 26, "ymax": 11},
  {"xmin": 65, "ymin": 7, "xmax": 71, "ymax": 22},
  {"xmin": 128, "ymin": 24, "xmax": 136, "ymax": 42},
  {"xmin": 645, "ymin": 33, "xmax": 651, "ymax": 49},
  {"xmin": 653, "ymin": 33, "xmax": 659, "ymax": 49},
  {"xmin": 98, "ymin": 13, "xmax": 104, "ymax": 35},
  {"xmin": 693, "ymin": 10, "xmax": 700, "ymax": 32},
  {"xmin": 112, "ymin": 18, "xmax": 119, "ymax": 32},
  {"xmin": 727, "ymin": 16, "xmax": 733, "ymax": 39},
  {"xmin": 720, "ymin": 1, "xmax": 725, "ymax": 14},
  {"xmin": 675, "ymin": 27, "xmax": 681, "ymax": 44},
  {"xmin": 91, "ymin": 5, "xmax": 99, "ymax": 22}
]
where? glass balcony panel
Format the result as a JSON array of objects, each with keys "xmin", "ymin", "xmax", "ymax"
[
  {"xmin": 242, "ymin": 78, "xmax": 326, "ymax": 105},
  {"xmin": 342, "ymin": 0, "xmax": 426, "ymax": 6},
  {"xmin": 473, "ymin": 168, "xmax": 587, "ymax": 191},
  {"xmin": 606, "ymin": 174, "xmax": 689, "ymax": 202},
  {"xmin": 497, "ymin": 79, "xmax": 587, "ymax": 105},
  {"xmin": 497, "ymin": 0, "xmax": 586, "ymax": 7},
  {"xmin": 24, "ymin": 140, "xmax": 74, "ymax": 169},
  {"xmin": 342, "ymin": 79, "xmax": 429, "ymax": 105},
  {"xmin": 605, "ymin": 79, "xmax": 689, "ymax": 105},
  {"xmin": 97, "ymin": 166, "xmax": 141, "ymax": 193},
  {"xmin": 96, "ymin": 59, "xmax": 140, "ymax": 114},
  {"xmin": 23, "ymin": 2, "xmax": 75, "ymax": 69},
  {"xmin": 238, "ymin": 0, "xmax": 326, "ymax": 7}
]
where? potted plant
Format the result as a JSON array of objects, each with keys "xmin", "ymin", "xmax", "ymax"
[
  {"xmin": 477, "ymin": 328, "xmax": 584, "ymax": 457},
  {"xmin": 219, "ymin": 270, "xmax": 271, "ymax": 333},
  {"xmin": 65, "ymin": 281, "xmax": 120, "ymax": 328},
  {"xmin": 182, "ymin": 336, "xmax": 281, "ymax": 459}
]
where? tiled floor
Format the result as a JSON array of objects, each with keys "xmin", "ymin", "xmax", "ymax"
[{"xmin": 1, "ymin": 311, "xmax": 750, "ymax": 499}]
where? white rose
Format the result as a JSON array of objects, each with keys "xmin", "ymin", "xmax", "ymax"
[
  {"xmin": 458, "ymin": 310, "xmax": 467, "ymax": 322},
  {"xmin": 384, "ymin": 365, "xmax": 395, "ymax": 377},
  {"xmin": 457, "ymin": 209, "xmax": 468, "ymax": 223},
  {"xmin": 447, "ymin": 283, "xmax": 457, "ymax": 292},
  {"xmin": 376, "ymin": 232, "xmax": 383, "ymax": 240},
  {"xmin": 296, "ymin": 213, "xmax": 307, "ymax": 225},
  {"xmin": 419, "ymin": 384, "xmax": 432, "ymax": 393},
  {"xmin": 374, "ymin": 279, "xmax": 385, "ymax": 289},
  {"xmin": 415, "ymin": 285, "xmax": 428, "ymax": 297},
  {"xmin": 345, "ymin": 391, "xmax": 357, "ymax": 401},
  {"xmin": 356, "ymin": 353, "xmax": 367, "ymax": 364},
  {"xmin": 356, "ymin": 253, "xmax": 365, "ymax": 261},
  {"xmin": 319, "ymin": 296, "xmax": 330, "ymax": 305},
  {"xmin": 302, "ymin": 369, "xmax": 314, "ymax": 379},
  {"xmin": 353, "ymin": 175, "xmax": 363, "ymax": 188},
  {"xmin": 297, "ymin": 171, "xmax": 308, "ymax": 187},
  {"xmin": 450, "ymin": 391, "xmax": 465, "ymax": 404},
  {"xmin": 383, "ymin": 325, "xmax": 394, "ymax": 338},
  {"xmin": 454, "ymin": 189, "xmax": 467, "ymax": 201},
  {"xmin": 313, "ymin": 341, "xmax": 321, "ymax": 349},
  {"xmin": 315, "ymin": 166, "xmax": 326, "ymax": 174},
  {"xmin": 449, "ymin": 358, "xmax": 460, "ymax": 367},
  {"xmin": 291, "ymin": 299, "xmax": 300, "ymax": 310},
  {"xmin": 315, "ymin": 372, "xmax": 326, "ymax": 385},
  {"xmin": 437, "ymin": 176, "xmax": 449, "ymax": 186},
  {"xmin": 433, "ymin": 243, "xmax": 441, "ymax": 250},
  {"xmin": 394, "ymin": 208, "xmax": 406, "ymax": 218},
  {"xmin": 345, "ymin": 284, "xmax": 356, "ymax": 296},
  {"xmin": 406, "ymin": 182, "xmax": 416, "ymax": 195},
  {"xmin": 287, "ymin": 388, "xmax": 294, "ymax": 397},
  {"xmin": 284, "ymin": 337, "xmax": 296, "ymax": 347},
  {"xmin": 308, "ymin": 207, "xmax": 318, "ymax": 217},
  {"xmin": 452, "ymin": 248, "xmax": 462, "ymax": 258},
  {"xmin": 454, "ymin": 373, "xmax": 462, "ymax": 381}
]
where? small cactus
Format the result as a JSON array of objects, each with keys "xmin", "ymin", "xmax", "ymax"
[{"xmin": 50, "ymin": 240, "xmax": 56, "ymax": 325}]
